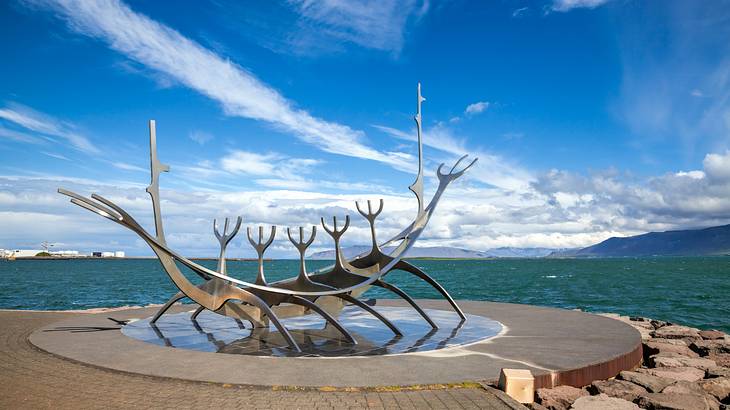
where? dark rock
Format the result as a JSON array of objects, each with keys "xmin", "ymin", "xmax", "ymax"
[
  {"xmin": 536, "ymin": 385, "xmax": 588, "ymax": 410},
  {"xmin": 529, "ymin": 403, "xmax": 550, "ymax": 410},
  {"xmin": 700, "ymin": 330, "xmax": 728, "ymax": 341},
  {"xmin": 589, "ymin": 379, "xmax": 647, "ymax": 402},
  {"xmin": 699, "ymin": 377, "xmax": 730, "ymax": 403},
  {"xmin": 652, "ymin": 319, "xmax": 671, "ymax": 329},
  {"xmin": 638, "ymin": 366, "xmax": 706, "ymax": 382},
  {"xmin": 636, "ymin": 392, "xmax": 721, "ymax": 410},
  {"xmin": 618, "ymin": 370, "xmax": 675, "ymax": 393},
  {"xmin": 691, "ymin": 340, "xmax": 730, "ymax": 357},
  {"xmin": 570, "ymin": 394, "xmax": 639, "ymax": 409}
]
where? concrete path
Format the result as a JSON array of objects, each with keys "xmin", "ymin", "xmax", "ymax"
[{"xmin": 0, "ymin": 310, "xmax": 521, "ymax": 409}]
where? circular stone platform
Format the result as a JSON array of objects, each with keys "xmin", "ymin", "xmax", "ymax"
[
  {"xmin": 122, "ymin": 306, "xmax": 502, "ymax": 357},
  {"xmin": 29, "ymin": 300, "xmax": 642, "ymax": 388}
]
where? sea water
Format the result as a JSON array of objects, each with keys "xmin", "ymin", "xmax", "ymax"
[{"xmin": 1, "ymin": 257, "xmax": 728, "ymax": 332}]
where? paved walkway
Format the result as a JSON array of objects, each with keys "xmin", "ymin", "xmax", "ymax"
[{"xmin": 0, "ymin": 310, "xmax": 520, "ymax": 409}]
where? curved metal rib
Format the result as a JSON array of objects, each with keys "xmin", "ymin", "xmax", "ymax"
[
  {"xmin": 288, "ymin": 295, "xmax": 356, "ymax": 344},
  {"xmin": 373, "ymin": 280, "xmax": 438, "ymax": 329},
  {"xmin": 191, "ymin": 305, "xmax": 205, "ymax": 320},
  {"xmin": 336, "ymin": 294, "xmax": 402, "ymax": 336},
  {"xmin": 226, "ymin": 293, "xmax": 301, "ymax": 352},
  {"xmin": 393, "ymin": 260, "xmax": 466, "ymax": 320},
  {"xmin": 151, "ymin": 292, "xmax": 186, "ymax": 324}
]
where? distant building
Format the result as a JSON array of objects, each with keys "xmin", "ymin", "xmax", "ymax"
[
  {"xmin": 114, "ymin": 251, "xmax": 125, "ymax": 258},
  {"xmin": 50, "ymin": 250, "xmax": 80, "ymax": 256},
  {"xmin": 92, "ymin": 252, "xmax": 103, "ymax": 257},
  {"xmin": 8, "ymin": 249, "xmax": 44, "ymax": 258}
]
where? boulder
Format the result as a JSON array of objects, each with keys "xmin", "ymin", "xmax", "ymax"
[
  {"xmin": 707, "ymin": 367, "xmax": 730, "ymax": 379},
  {"xmin": 651, "ymin": 339, "xmax": 691, "ymax": 346},
  {"xmin": 636, "ymin": 392, "xmax": 721, "ymax": 410},
  {"xmin": 645, "ymin": 341, "xmax": 700, "ymax": 359},
  {"xmin": 652, "ymin": 325, "xmax": 701, "ymax": 341},
  {"xmin": 536, "ymin": 385, "xmax": 588, "ymax": 410},
  {"xmin": 651, "ymin": 319, "xmax": 671, "ymax": 329},
  {"xmin": 638, "ymin": 366, "xmax": 706, "ymax": 382},
  {"xmin": 708, "ymin": 354, "xmax": 730, "ymax": 368},
  {"xmin": 570, "ymin": 394, "xmax": 639, "ymax": 409},
  {"xmin": 691, "ymin": 340, "xmax": 730, "ymax": 357},
  {"xmin": 661, "ymin": 381, "xmax": 706, "ymax": 396},
  {"xmin": 529, "ymin": 403, "xmax": 550, "ymax": 410},
  {"xmin": 699, "ymin": 377, "xmax": 730, "ymax": 402},
  {"xmin": 637, "ymin": 327, "xmax": 655, "ymax": 341},
  {"xmin": 651, "ymin": 356, "xmax": 717, "ymax": 370},
  {"xmin": 700, "ymin": 330, "xmax": 728, "ymax": 341},
  {"xmin": 618, "ymin": 370, "xmax": 675, "ymax": 393},
  {"xmin": 589, "ymin": 379, "xmax": 647, "ymax": 402},
  {"xmin": 631, "ymin": 321, "xmax": 655, "ymax": 330}
]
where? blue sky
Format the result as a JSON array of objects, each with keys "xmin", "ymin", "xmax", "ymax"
[{"xmin": 2, "ymin": 0, "xmax": 730, "ymax": 257}]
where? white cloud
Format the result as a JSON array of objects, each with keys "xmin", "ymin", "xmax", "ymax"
[
  {"xmin": 0, "ymin": 126, "xmax": 47, "ymax": 145},
  {"xmin": 188, "ymin": 130, "xmax": 213, "ymax": 145},
  {"xmin": 111, "ymin": 161, "xmax": 147, "ymax": 173},
  {"xmin": 703, "ymin": 150, "xmax": 730, "ymax": 182},
  {"xmin": 373, "ymin": 123, "xmax": 533, "ymax": 192},
  {"xmin": 0, "ymin": 103, "xmax": 99, "ymax": 154},
  {"xmin": 42, "ymin": 151, "xmax": 70, "ymax": 161},
  {"xmin": 31, "ymin": 0, "xmax": 412, "ymax": 171},
  {"xmin": 512, "ymin": 7, "xmax": 529, "ymax": 18},
  {"xmin": 220, "ymin": 150, "xmax": 320, "ymax": 180},
  {"xmin": 551, "ymin": 0, "xmax": 612, "ymax": 12},
  {"xmin": 287, "ymin": 0, "xmax": 428, "ymax": 54},
  {"xmin": 5, "ymin": 149, "xmax": 730, "ymax": 256},
  {"xmin": 464, "ymin": 101, "xmax": 489, "ymax": 116}
]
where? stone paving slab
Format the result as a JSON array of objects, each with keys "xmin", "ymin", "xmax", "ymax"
[
  {"xmin": 28, "ymin": 300, "xmax": 642, "ymax": 388},
  {"xmin": 0, "ymin": 309, "xmax": 519, "ymax": 409}
]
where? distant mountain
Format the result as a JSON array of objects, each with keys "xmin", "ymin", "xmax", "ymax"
[
  {"xmin": 552, "ymin": 224, "xmax": 730, "ymax": 257},
  {"xmin": 482, "ymin": 247, "xmax": 560, "ymax": 258},
  {"xmin": 310, "ymin": 246, "xmax": 561, "ymax": 259}
]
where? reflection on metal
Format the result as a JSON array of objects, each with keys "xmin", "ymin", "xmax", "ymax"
[
  {"xmin": 122, "ymin": 307, "xmax": 501, "ymax": 357},
  {"xmin": 59, "ymin": 84, "xmax": 478, "ymax": 353}
]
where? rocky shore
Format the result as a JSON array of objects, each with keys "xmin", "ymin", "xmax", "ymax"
[{"xmin": 529, "ymin": 314, "xmax": 730, "ymax": 410}]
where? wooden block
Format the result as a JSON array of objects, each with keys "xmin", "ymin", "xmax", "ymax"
[{"xmin": 498, "ymin": 368, "xmax": 534, "ymax": 404}]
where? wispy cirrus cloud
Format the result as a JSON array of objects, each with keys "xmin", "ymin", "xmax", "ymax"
[
  {"xmin": 0, "ymin": 102, "xmax": 99, "ymax": 154},
  {"xmin": 373, "ymin": 123, "xmax": 533, "ymax": 192},
  {"xmin": 28, "ymin": 0, "xmax": 413, "ymax": 172},
  {"xmin": 188, "ymin": 130, "xmax": 213, "ymax": 145},
  {"xmin": 551, "ymin": 0, "xmax": 613, "ymax": 12},
  {"xmin": 287, "ymin": 0, "xmax": 429, "ymax": 54},
  {"xmin": 221, "ymin": 150, "xmax": 320, "ymax": 180}
]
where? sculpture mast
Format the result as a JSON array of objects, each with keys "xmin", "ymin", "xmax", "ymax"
[
  {"xmin": 409, "ymin": 83, "xmax": 426, "ymax": 217},
  {"xmin": 146, "ymin": 120, "xmax": 170, "ymax": 246}
]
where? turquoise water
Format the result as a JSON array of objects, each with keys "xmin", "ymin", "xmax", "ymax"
[{"xmin": 1, "ymin": 257, "xmax": 728, "ymax": 332}]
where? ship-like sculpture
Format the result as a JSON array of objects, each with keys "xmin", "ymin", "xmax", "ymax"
[{"xmin": 58, "ymin": 84, "xmax": 477, "ymax": 352}]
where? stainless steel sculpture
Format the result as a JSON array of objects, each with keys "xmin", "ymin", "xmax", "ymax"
[{"xmin": 58, "ymin": 84, "xmax": 477, "ymax": 352}]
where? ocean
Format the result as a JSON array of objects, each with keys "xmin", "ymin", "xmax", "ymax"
[{"xmin": 1, "ymin": 257, "xmax": 728, "ymax": 332}]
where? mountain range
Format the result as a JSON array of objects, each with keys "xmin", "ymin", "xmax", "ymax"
[
  {"xmin": 310, "ymin": 224, "xmax": 730, "ymax": 259},
  {"xmin": 310, "ymin": 246, "xmax": 561, "ymax": 259},
  {"xmin": 550, "ymin": 224, "xmax": 730, "ymax": 257}
]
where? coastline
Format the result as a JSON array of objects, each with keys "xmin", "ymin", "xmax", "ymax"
[{"xmin": 529, "ymin": 312, "xmax": 730, "ymax": 409}]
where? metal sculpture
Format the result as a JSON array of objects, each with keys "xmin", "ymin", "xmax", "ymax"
[{"xmin": 58, "ymin": 84, "xmax": 477, "ymax": 353}]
